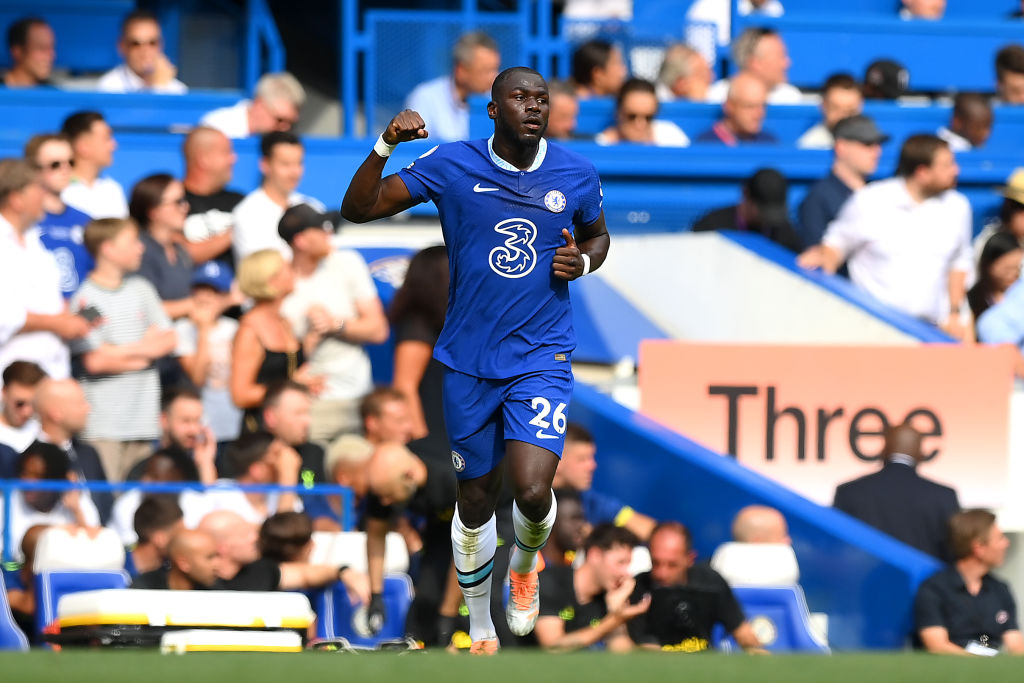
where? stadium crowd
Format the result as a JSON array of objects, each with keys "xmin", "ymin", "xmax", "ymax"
[{"xmin": 2, "ymin": 2, "xmax": 1024, "ymax": 655}]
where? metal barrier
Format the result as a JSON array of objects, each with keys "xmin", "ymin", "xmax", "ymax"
[
  {"xmin": 245, "ymin": 0, "xmax": 286, "ymax": 93},
  {"xmin": 0, "ymin": 479, "xmax": 355, "ymax": 565}
]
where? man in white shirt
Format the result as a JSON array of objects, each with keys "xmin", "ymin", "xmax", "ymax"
[
  {"xmin": 796, "ymin": 74, "xmax": 864, "ymax": 150},
  {"xmin": 798, "ymin": 135, "xmax": 972, "ymax": 338},
  {"xmin": 96, "ymin": 10, "xmax": 186, "ymax": 94},
  {"xmin": 232, "ymin": 132, "xmax": 323, "ymax": 263},
  {"xmin": 59, "ymin": 111, "xmax": 129, "ymax": 219},
  {"xmin": 279, "ymin": 205, "xmax": 389, "ymax": 442},
  {"xmin": 656, "ymin": 43, "xmax": 713, "ymax": 102},
  {"xmin": 405, "ymin": 31, "xmax": 501, "ymax": 142},
  {"xmin": 201, "ymin": 72, "xmax": 305, "ymax": 139},
  {"xmin": 706, "ymin": 27, "xmax": 803, "ymax": 105},
  {"xmin": 0, "ymin": 362, "xmax": 45, "ymax": 456},
  {"xmin": 0, "ymin": 159, "xmax": 91, "ymax": 386}
]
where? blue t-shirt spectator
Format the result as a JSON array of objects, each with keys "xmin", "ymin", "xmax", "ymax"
[
  {"xmin": 38, "ymin": 206, "xmax": 94, "ymax": 298},
  {"xmin": 798, "ymin": 172, "xmax": 854, "ymax": 249}
]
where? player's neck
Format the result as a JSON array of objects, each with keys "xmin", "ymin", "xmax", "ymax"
[{"xmin": 491, "ymin": 135, "xmax": 540, "ymax": 171}]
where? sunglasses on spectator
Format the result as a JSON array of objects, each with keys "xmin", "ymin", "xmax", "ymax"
[
  {"xmin": 127, "ymin": 38, "xmax": 160, "ymax": 48},
  {"xmin": 41, "ymin": 159, "xmax": 74, "ymax": 171},
  {"xmin": 162, "ymin": 197, "xmax": 189, "ymax": 207},
  {"xmin": 623, "ymin": 112, "xmax": 655, "ymax": 122}
]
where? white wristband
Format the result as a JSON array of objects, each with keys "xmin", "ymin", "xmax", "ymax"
[
  {"xmin": 580, "ymin": 253, "xmax": 591, "ymax": 276},
  {"xmin": 373, "ymin": 134, "xmax": 397, "ymax": 158}
]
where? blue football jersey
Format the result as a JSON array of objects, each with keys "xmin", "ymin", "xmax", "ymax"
[
  {"xmin": 397, "ymin": 137, "xmax": 603, "ymax": 379},
  {"xmin": 38, "ymin": 206, "xmax": 94, "ymax": 298}
]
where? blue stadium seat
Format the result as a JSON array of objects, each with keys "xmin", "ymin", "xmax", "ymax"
[
  {"xmin": 34, "ymin": 570, "xmax": 129, "ymax": 636},
  {"xmin": 715, "ymin": 585, "xmax": 829, "ymax": 653},
  {"xmin": 311, "ymin": 574, "xmax": 414, "ymax": 647},
  {"xmin": 0, "ymin": 576, "xmax": 28, "ymax": 651}
]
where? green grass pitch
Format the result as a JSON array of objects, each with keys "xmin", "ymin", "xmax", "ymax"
[{"xmin": 1, "ymin": 651, "xmax": 1021, "ymax": 683}]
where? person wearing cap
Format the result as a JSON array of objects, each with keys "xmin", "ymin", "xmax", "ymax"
[
  {"xmin": 692, "ymin": 168, "xmax": 801, "ymax": 252},
  {"xmin": 798, "ymin": 115, "xmax": 887, "ymax": 249},
  {"xmin": 695, "ymin": 73, "xmax": 779, "ymax": 145},
  {"xmin": 972, "ymin": 169, "xmax": 1024, "ymax": 267},
  {"xmin": 231, "ymin": 131, "xmax": 324, "ymax": 264},
  {"xmin": 175, "ymin": 261, "xmax": 242, "ymax": 448},
  {"xmin": 799, "ymin": 135, "xmax": 972, "ymax": 339},
  {"xmin": 938, "ymin": 93, "xmax": 993, "ymax": 152},
  {"xmin": 863, "ymin": 60, "xmax": 910, "ymax": 100},
  {"xmin": 796, "ymin": 73, "xmax": 863, "ymax": 150},
  {"xmin": 278, "ymin": 204, "xmax": 388, "ymax": 444}
]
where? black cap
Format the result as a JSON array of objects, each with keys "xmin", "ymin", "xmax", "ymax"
[
  {"xmin": 864, "ymin": 59, "xmax": 909, "ymax": 99},
  {"xmin": 745, "ymin": 168, "xmax": 789, "ymax": 227},
  {"xmin": 278, "ymin": 204, "xmax": 341, "ymax": 244},
  {"xmin": 833, "ymin": 114, "xmax": 890, "ymax": 145}
]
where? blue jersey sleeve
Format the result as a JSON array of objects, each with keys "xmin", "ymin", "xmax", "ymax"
[
  {"xmin": 581, "ymin": 489, "xmax": 628, "ymax": 526},
  {"xmin": 396, "ymin": 143, "xmax": 459, "ymax": 203},
  {"xmin": 573, "ymin": 163, "xmax": 603, "ymax": 228}
]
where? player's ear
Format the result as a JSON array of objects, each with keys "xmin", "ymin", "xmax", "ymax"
[{"xmin": 487, "ymin": 100, "xmax": 497, "ymax": 120}]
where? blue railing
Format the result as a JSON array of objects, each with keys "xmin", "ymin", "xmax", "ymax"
[
  {"xmin": 245, "ymin": 0, "xmax": 286, "ymax": 93},
  {"xmin": 0, "ymin": 480, "xmax": 355, "ymax": 564}
]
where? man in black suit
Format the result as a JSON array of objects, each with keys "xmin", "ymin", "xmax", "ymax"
[
  {"xmin": 29, "ymin": 377, "xmax": 112, "ymax": 524},
  {"xmin": 833, "ymin": 422, "xmax": 960, "ymax": 560}
]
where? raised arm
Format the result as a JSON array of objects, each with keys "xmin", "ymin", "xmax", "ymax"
[{"xmin": 341, "ymin": 110, "xmax": 429, "ymax": 223}]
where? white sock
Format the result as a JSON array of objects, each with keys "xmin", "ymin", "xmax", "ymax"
[
  {"xmin": 509, "ymin": 494, "xmax": 556, "ymax": 574},
  {"xmin": 451, "ymin": 506, "xmax": 497, "ymax": 642}
]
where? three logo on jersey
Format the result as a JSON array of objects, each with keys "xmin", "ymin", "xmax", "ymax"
[{"xmin": 486, "ymin": 189, "xmax": 567, "ymax": 280}]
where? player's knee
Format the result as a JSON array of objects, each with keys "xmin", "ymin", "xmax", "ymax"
[{"xmin": 515, "ymin": 484, "xmax": 551, "ymax": 517}]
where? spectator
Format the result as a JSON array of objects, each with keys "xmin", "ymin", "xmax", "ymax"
[
  {"xmin": 974, "ymin": 170, "xmax": 1024, "ymax": 263},
  {"xmin": 627, "ymin": 522, "xmax": 764, "ymax": 653},
  {"xmin": 128, "ymin": 495, "xmax": 184, "ymax": 574},
  {"xmin": 321, "ymin": 433, "xmax": 374, "ymax": 518},
  {"xmin": 968, "ymin": 232, "xmax": 1022, "ymax": 322},
  {"xmin": 196, "ymin": 509, "xmax": 259, "ymax": 580},
  {"xmin": 24, "ymin": 133, "xmax": 94, "ymax": 298},
  {"xmin": 174, "ymin": 262, "xmax": 242, "ymax": 449},
  {"xmin": 279, "ymin": 204, "xmax": 388, "ymax": 443},
  {"xmin": 125, "ymin": 387, "xmax": 217, "ymax": 484},
  {"xmin": 938, "ymin": 93, "xmax": 993, "ymax": 152},
  {"xmin": 693, "ymin": 168, "xmax": 802, "ymax": 252},
  {"xmin": 232, "ymin": 132, "xmax": 324, "ymax": 263},
  {"xmin": 731, "ymin": 505, "xmax": 792, "ymax": 544},
  {"xmin": 572, "ymin": 39, "xmax": 628, "ymax": 99},
  {"xmin": 405, "ymin": 31, "xmax": 501, "ymax": 142},
  {"xmin": 595, "ymin": 78, "xmax": 690, "ymax": 147},
  {"xmin": 834, "ymin": 422, "xmax": 960, "ymax": 560},
  {"xmin": 796, "ymin": 73, "xmax": 863, "ymax": 150},
  {"xmin": 996, "ymin": 45, "xmax": 1024, "ymax": 105},
  {"xmin": 30, "ymin": 377, "xmax": 111, "ymax": 524},
  {"xmin": 0, "ymin": 158, "xmax": 89, "ymax": 383},
  {"xmin": 739, "ymin": 0, "xmax": 784, "ymax": 16},
  {"xmin": 915, "ymin": 510, "xmax": 1024, "ymax": 655},
  {"xmin": 112, "ymin": 446, "xmax": 204, "ymax": 546},
  {"xmin": 181, "ymin": 127, "xmax": 241, "ymax": 267},
  {"xmin": 551, "ymin": 423, "xmax": 656, "ymax": 541},
  {"xmin": 201, "ymin": 72, "xmax": 305, "ymax": 139},
  {"xmin": 562, "ymin": 0, "xmax": 631, "ymax": 19},
  {"xmin": 899, "ymin": 0, "xmax": 945, "ymax": 20},
  {"xmin": 131, "ymin": 529, "xmax": 220, "ymax": 590},
  {"xmin": 533, "ymin": 523, "xmax": 649, "ymax": 651},
  {"xmin": 360, "ymin": 386, "xmax": 415, "ymax": 445},
  {"xmin": 260, "ymin": 381, "xmax": 329, "ymax": 509},
  {"xmin": 706, "ymin": 28, "xmax": 801, "ymax": 105},
  {"xmin": 977, "ymin": 278, "xmax": 1024, "ymax": 379},
  {"xmin": 129, "ymin": 174, "xmax": 194, "ymax": 321},
  {"xmin": 1015, "ymin": 1, "xmax": 1024, "ymax": 18},
  {"xmin": 60, "ymin": 111, "xmax": 128, "ymax": 219},
  {"xmin": 200, "ymin": 431, "xmax": 303, "ymax": 523},
  {"xmin": 1, "ymin": 442, "xmax": 100, "ymax": 562},
  {"xmin": 0, "ymin": 361, "xmax": 45, "ymax": 460},
  {"xmin": 544, "ymin": 80, "xmax": 579, "ymax": 141},
  {"xmin": 863, "ymin": 59, "xmax": 910, "ymax": 100},
  {"xmin": 3, "ymin": 16, "xmax": 54, "ymax": 88},
  {"xmin": 97, "ymin": 10, "xmax": 186, "ymax": 94},
  {"xmin": 798, "ymin": 135, "xmax": 971, "ymax": 336},
  {"xmin": 70, "ymin": 217, "xmax": 177, "ymax": 481},
  {"xmin": 656, "ymin": 44, "xmax": 713, "ymax": 102},
  {"xmin": 541, "ymin": 488, "xmax": 589, "ymax": 568},
  {"xmin": 695, "ymin": 73, "xmax": 778, "ymax": 145},
  {"xmin": 231, "ymin": 249, "xmax": 321, "ymax": 435},
  {"xmin": 5, "ymin": 524, "xmax": 47, "ymax": 639},
  {"xmin": 798, "ymin": 115, "xmax": 887, "ymax": 249}
]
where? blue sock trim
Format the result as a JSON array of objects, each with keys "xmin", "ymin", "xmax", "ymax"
[{"xmin": 456, "ymin": 555, "xmax": 495, "ymax": 588}]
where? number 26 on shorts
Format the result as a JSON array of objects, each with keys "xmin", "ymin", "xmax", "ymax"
[{"xmin": 530, "ymin": 397, "xmax": 567, "ymax": 440}]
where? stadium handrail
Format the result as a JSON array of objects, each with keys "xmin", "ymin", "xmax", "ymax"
[
  {"xmin": 0, "ymin": 480, "xmax": 356, "ymax": 564},
  {"xmin": 245, "ymin": 0, "xmax": 286, "ymax": 93}
]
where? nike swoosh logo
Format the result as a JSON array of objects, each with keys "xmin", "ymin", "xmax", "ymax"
[
  {"xmin": 536, "ymin": 431, "xmax": 559, "ymax": 440},
  {"xmin": 473, "ymin": 183, "xmax": 499, "ymax": 193}
]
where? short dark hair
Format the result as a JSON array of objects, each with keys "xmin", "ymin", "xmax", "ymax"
[
  {"xmin": 822, "ymin": 72, "xmax": 858, "ymax": 93},
  {"xmin": 18, "ymin": 441, "xmax": 70, "ymax": 480},
  {"xmin": 147, "ymin": 445, "xmax": 201, "ymax": 483},
  {"xmin": 60, "ymin": 111, "xmax": 106, "ymax": 145},
  {"xmin": 161, "ymin": 386, "xmax": 202, "ymax": 414},
  {"xmin": 553, "ymin": 486, "xmax": 583, "ymax": 507},
  {"xmin": 2, "ymin": 360, "xmax": 46, "ymax": 388},
  {"xmin": 1000, "ymin": 198, "xmax": 1024, "ymax": 225},
  {"xmin": 262, "ymin": 380, "xmax": 310, "ymax": 412},
  {"xmin": 260, "ymin": 131, "xmax": 301, "ymax": 159},
  {"xmin": 120, "ymin": 9, "xmax": 160, "ymax": 38},
  {"xmin": 259, "ymin": 511, "xmax": 313, "ymax": 562},
  {"xmin": 133, "ymin": 495, "xmax": 183, "ymax": 544},
  {"xmin": 953, "ymin": 92, "xmax": 992, "ymax": 121},
  {"xmin": 491, "ymin": 66, "xmax": 544, "ymax": 101},
  {"xmin": 129, "ymin": 173, "xmax": 176, "ymax": 231},
  {"xmin": 996, "ymin": 44, "xmax": 1024, "ymax": 82},
  {"xmin": 895, "ymin": 134, "xmax": 948, "ymax": 178},
  {"xmin": 7, "ymin": 16, "xmax": 47, "ymax": 51},
  {"xmin": 227, "ymin": 431, "xmax": 275, "ymax": 478},
  {"xmin": 651, "ymin": 520, "xmax": 693, "ymax": 553},
  {"xmin": 565, "ymin": 422, "xmax": 594, "ymax": 445},
  {"xmin": 950, "ymin": 509, "xmax": 996, "ymax": 561},
  {"xmin": 572, "ymin": 39, "xmax": 616, "ymax": 87},
  {"xmin": 615, "ymin": 77, "xmax": 657, "ymax": 111},
  {"xmin": 359, "ymin": 386, "xmax": 407, "ymax": 423},
  {"xmin": 584, "ymin": 522, "xmax": 639, "ymax": 552},
  {"xmin": 23, "ymin": 133, "xmax": 70, "ymax": 164},
  {"xmin": 83, "ymin": 217, "xmax": 136, "ymax": 259}
]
